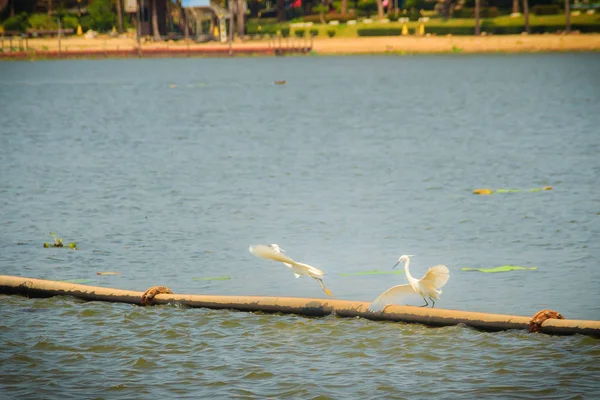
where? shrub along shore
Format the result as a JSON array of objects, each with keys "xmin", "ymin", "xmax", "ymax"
[{"xmin": 249, "ymin": 13, "xmax": 600, "ymax": 38}]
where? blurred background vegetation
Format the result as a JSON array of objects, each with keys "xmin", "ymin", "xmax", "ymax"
[{"xmin": 0, "ymin": 0, "xmax": 597, "ymax": 35}]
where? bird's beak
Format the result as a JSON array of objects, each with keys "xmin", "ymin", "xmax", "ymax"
[{"xmin": 392, "ymin": 261, "xmax": 400, "ymax": 269}]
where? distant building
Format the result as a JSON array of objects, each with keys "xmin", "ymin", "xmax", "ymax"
[{"xmin": 127, "ymin": 0, "xmax": 233, "ymax": 40}]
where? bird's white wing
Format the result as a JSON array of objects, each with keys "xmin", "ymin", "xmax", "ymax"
[
  {"xmin": 420, "ymin": 265, "xmax": 450, "ymax": 289},
  {"xmin": 249, "ymin": 244, "xmax": 297, "ymax": 265},
  {"xmin": 367, "ymin": 284, "xmax": 417, "ymax": 313},
  {"xmin": 292, "ymin": 261, "xmax": 325, "ymax": 279},
  {"xmin": 292, "ymin": 262, "xmax": 332, "ymax": 297}
]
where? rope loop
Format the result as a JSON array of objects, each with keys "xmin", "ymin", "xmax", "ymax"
[
  {"xmin": 529, "ymin": 309, "xmax": 564, "ymax": 333},
  {"xmin": 141, "ymin": 286, "xmax": 173, "ymax": 306}
]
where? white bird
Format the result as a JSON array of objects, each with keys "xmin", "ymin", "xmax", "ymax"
[
  {"xmin": 249, "ymin": 244, "xmax": 333, "ymax": 298},
  {"xmin": 368, "ymin": 255, "xmax": 449, "ymax": 312}
]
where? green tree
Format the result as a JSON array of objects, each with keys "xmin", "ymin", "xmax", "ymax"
[
  {"xmin": 2, "ymin": 12, "xmax": 29, "ymax": 31},
  {"xmin": 88, "ymin": 0, "xmax": 115, "ymax": 31},
  {"xmin": 28, "ymin": 12, "xmax": 57, "ymax": 29}
]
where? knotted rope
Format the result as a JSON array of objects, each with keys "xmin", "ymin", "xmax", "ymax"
[
  {"xmin": 141, "ymin": 286, "xmax": 173, "ymax": 306},
  {"xmin": 529, "ymin": 309, "xmax": 564, "ymax": 333}
]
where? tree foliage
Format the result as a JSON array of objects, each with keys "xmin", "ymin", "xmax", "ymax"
[
  {"xmin": 28, "ymin": 13, "xmax": 57, "ymax": 30},
  {"xmin": 88, "ymin": 0, "xmax": 115, "ymax": 31},
  {"xmin": 2, "ymin": 12, "xmax": 28, "ymax": 31}
]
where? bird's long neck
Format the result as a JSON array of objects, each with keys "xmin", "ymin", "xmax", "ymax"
[{"xmin": 404, "ymin": 258, "xmax": 415, "ymax": 283}]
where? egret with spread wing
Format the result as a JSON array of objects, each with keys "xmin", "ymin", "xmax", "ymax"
[
  {"xmin": 368, "ymin": 255, "xmax": 449, "ymax": 312},
  {"xmin": 249, "ymin": 244, "xmax": 333, "ymax": 298}
]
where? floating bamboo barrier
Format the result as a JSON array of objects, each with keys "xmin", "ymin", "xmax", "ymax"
[{"xmin": 1, "ymin": 275, "xmax": 599, "ymax": 338}]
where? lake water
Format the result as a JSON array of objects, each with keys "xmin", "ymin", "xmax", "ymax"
[{"xmin": 1, "ymin": 54, "xmax": 599, "ymax": 398}]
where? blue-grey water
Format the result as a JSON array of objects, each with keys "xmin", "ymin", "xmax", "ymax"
[{"xmin": 1, "ymin": 54, "xmax": 599, "ymax": 398}]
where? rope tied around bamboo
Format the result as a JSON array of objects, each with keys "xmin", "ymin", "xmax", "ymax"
[
  {"xmin": 141, "ymin": 286, "xmax": 173, "ymax": 306},
  {"xmin": 529, "ymin": 309, "xmax": 565, "ymax": 333}
]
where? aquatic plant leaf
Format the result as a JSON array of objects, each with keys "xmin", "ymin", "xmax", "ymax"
[
  {"xmin": 68, "ymin": 242, "xmax": 77, "ymax": 249},
  {"xmin": 461, "ymin": 266, "xmax": 538, "ymax": 273},
  {"xmin": 495, "ymin": 189, "xmax": 521, "ymax": 193},
  {"xmin": 97, "ymin": 271, "xmax": 121, "ymax": 276},
  {"xmin": 473, "ymin": 189, "xmax": 493, "ymax": 195},
  {"xmin": 340, "ymin": 270, "xmax": 405, "ymax": 277},
  {"xmin": 473, "ymin": 186, "xmax": 552, "ymax": 195},
  {"xmin": 192, "ymin": 276, "xmax": 231, "ymax": 281}
]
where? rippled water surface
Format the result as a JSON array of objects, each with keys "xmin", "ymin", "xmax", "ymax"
[{"xmin": 1, "ymin": 54, "xmax": 599, "ymax": 398}]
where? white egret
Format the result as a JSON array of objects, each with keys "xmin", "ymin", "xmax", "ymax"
[
  {"xmin": 249, "ymin": 244, "xmax": 333, "ymax": 298},
  {"xmin": 368, "ymin": 255, "xmax": 449, "ymax": 312}
]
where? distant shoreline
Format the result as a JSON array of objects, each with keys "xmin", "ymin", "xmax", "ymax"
[{"xmin": 1, "ymin": 34, "xmax": 599, "ymax": 60}]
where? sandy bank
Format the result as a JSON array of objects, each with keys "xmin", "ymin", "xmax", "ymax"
[{"xmin": 2, "ymin": 33, "xmax": 599, "ymax": 57}]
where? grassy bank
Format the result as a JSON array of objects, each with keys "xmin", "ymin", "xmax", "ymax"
[{"xmin": 250, "ymin": 13, "xmax": 600, "ymax": 38}]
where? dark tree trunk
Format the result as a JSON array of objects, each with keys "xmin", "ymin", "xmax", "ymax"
[
  {"xmin": 474, "ymin": 0, "xmax": 480, "ymax": 35},
  {"xmin": 236, "ymin": 0, "xmax": 245, "ymax": 36},
  {"xmin": 319, "ymin": 0, "xmax": 326, "ymax": 24},
  {"xmin": 444, "ymin": 0, "xmax": 457, "ymax": 19},
  {"xmin": 277, "ymin": 0, "xmax": 285, "ymax": 22},
  {"xmin": 522, "ymin": 0, "xmax": 529, "ymax": 34},
  {"xmin": 152, "ymin": 0, "xmax": 161, "ymax": 40},
  {"xmin": 376, "ymin": 0, "xmax": 384, "ymax": 19},
  {"xmin": 116, "ymin": 0, "xmax": 124, "ymax": 32},
  {"xmin": 565, "ymin": 0, "xmax": 571, "ymax": 33},
  {"xmin": 179, "ymin": 1, "xmax": 189, "ymax": 39}
]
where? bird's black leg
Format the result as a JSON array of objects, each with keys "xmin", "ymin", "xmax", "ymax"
[
  {"xmin": 419, "ymin": 297, "xmax": 429, "ymax": 307},
  {"xmin": 429, "ymin": 297, "xmax": 436, "ymax": 308}
]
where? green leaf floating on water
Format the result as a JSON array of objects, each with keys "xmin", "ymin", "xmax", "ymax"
[
  {"xmin": 495, "ymin": 189, "xmax": 522, "ymax": 193},
  {"xmin": 462, "ymin": 265, "xmax": 538, "ymax": 273},
  {"xmin": 340, "ymin": 270, "xmax": 405, "ymax": 277},
  {"xmin": 192, "ymin": 276, "xmax": 231, "ymax": 281}
]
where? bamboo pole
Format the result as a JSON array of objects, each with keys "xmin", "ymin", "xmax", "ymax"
[{"xmin": 1, "ymin": 275, "xmax": 599, "ymax": 337}]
